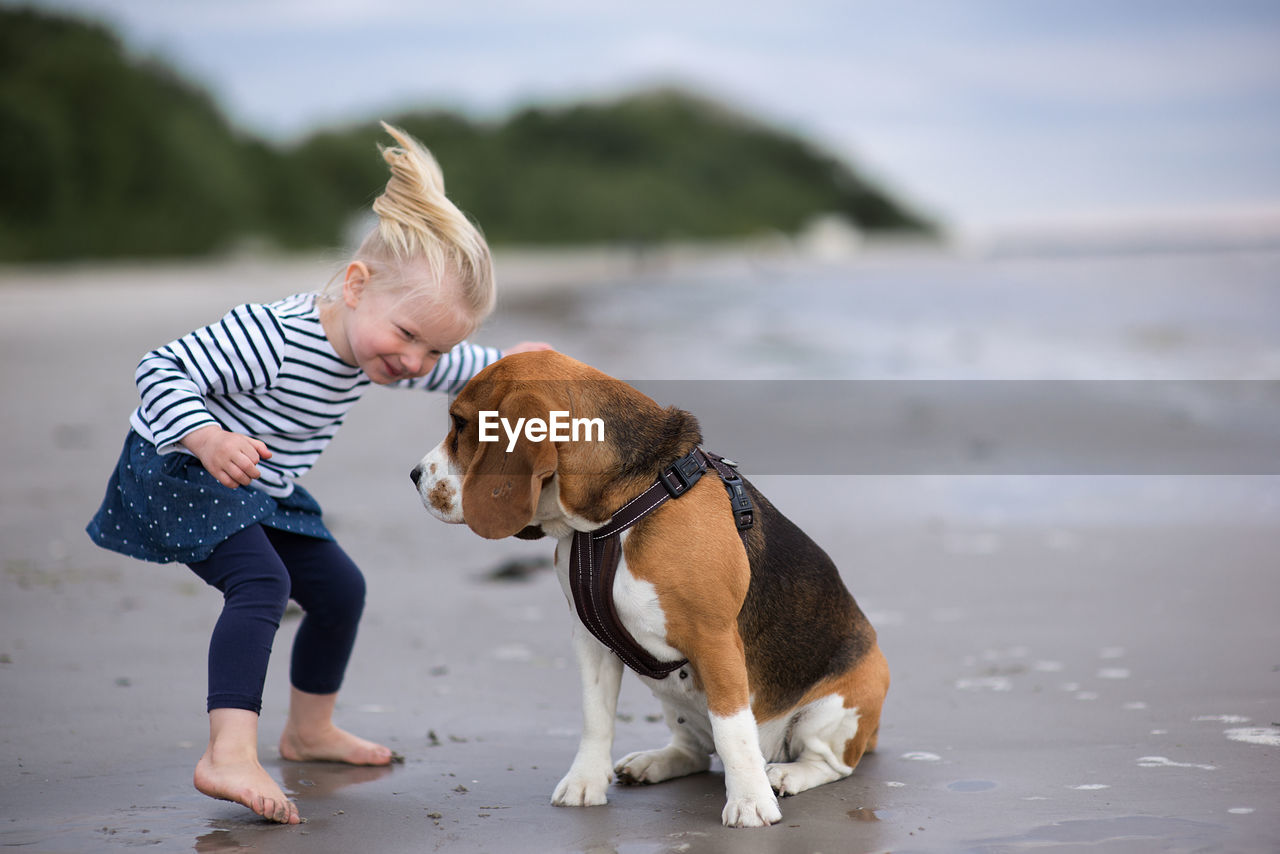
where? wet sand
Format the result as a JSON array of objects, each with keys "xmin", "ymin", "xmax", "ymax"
[{"xmin": 2, "ymin": 252, "xmax": 1278, "ymax": 852}]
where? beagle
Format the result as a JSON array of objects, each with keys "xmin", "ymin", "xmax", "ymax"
[{"xmin": 410, "ymin": 351, "xmax": 889, "ymax": 828}]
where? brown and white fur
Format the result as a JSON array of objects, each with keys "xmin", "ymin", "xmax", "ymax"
[{"xmin": 410, "ymin": 351, "xmax": 889, "ymax": 828}]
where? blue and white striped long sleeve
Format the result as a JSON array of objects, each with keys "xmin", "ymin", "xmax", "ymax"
[
  {"xmin": 134, "ymin": 302, "xmax": 287, "ymax": 454},
  {"xmin": 403, "ymin": 340, "xmax": 502, "ymax": 395},
  {"xmin": 129, "ymin": 292, "xmax": 502, "ymax": 498}
]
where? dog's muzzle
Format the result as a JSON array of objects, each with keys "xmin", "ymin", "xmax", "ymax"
[{"xmin": 410, "ymin": 446, "xmax": 465, "ymax": 523}]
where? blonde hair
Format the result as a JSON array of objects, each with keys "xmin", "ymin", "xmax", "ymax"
[{"xmin": 326, "ymin": 122, "xmax": 495, "ymax": 327}]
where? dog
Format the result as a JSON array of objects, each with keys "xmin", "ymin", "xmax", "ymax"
[{"xmin": 410, "ymin": 351, "xmax": 888, "ymax": 828}]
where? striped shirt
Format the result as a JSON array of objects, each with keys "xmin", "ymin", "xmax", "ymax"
[{"xmin": 130, "ymin": 292, "xmax": 500, "ymax": 498}]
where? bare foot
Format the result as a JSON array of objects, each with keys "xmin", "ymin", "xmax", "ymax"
[
  {"xmin": 279, "ymin": 722, "xmax": 395, "ymax": 766},
  {"xmin": 194, "ymin": 749, "xmax": 301, "ymax": 824},
  {"xmin": 279, "ymin": 688, "xmax": 396, "ymax": 766}
]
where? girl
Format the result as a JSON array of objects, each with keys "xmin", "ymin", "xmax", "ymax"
[{"xmin": 86, "ymin": 124, "xmax": 548, "ymax": 824}]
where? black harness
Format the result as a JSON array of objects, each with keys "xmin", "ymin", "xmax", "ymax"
[{"xmin": 568, "ymin": 448, "xmax": 754, "ymax": 679}]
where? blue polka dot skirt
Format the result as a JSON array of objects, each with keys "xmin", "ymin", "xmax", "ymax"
[{"xmin": 86, "ymin": 430, "xmax": 334, "ymax": 564}]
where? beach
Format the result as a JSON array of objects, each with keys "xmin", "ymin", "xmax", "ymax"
[{"xmin": 1, "ymin": 246, "xmax": 1278, "ymax": 853}]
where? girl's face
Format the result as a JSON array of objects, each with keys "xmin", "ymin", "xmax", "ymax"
[{"xmin": 329, "ymin": 262, "xmax": 473, "ymax": 384}]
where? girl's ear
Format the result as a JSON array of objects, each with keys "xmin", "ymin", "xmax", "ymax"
[{"xmin": 342, "ymin": 261, "xmax": 371, "ymax": 308}]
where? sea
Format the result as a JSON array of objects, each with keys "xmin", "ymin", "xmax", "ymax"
[
  {"xmin": 563, "ymin": 247, "xmax": 1280, "ymax": 382},
  {"xmin": 491, "ymin": 245, "xmax": 1280, "ymax": 528}
]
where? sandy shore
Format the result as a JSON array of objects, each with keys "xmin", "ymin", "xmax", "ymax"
[{"xmin": 1, "ymin": 252, "xmax": 1278, "ymax": 852}]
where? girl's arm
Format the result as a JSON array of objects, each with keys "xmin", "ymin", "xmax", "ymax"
[
  {"xmin": 134, "ymin": 302, "xmax": 286, "ymax": 455},
  {"xmin": 401, "ymin": 341, "xmax": 501, "ymax": 395},
  {"xmin": 401, "ymin": 340, "xmax": 554, "ymax": 394}
]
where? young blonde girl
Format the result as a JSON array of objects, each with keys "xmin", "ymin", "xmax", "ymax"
[{"xmin": 87, "ymin": 124, "xmax": 548, "ymax": 824}]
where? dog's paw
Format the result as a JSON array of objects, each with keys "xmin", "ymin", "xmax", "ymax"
[
  {"xmin": 721, "ymin": 791, "xmax": 782, "ymax": 828},
  {"xmin": 766, "ymin": 759, "xmax": 844, "ymax": 796},
  {"xmin": 766, "ymin": 762, "xmax": 802, "ymax": 796},
  {"xmin": 551, "ymin": 769, "xmax": 611, "ymax": 807},
  {"xmin": 615, "ymin": 746, "xmax": 710, "ymax": 785}
]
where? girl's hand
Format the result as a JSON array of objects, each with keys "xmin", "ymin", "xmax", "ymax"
[
  {"xmin": 501, "ymin": 341, "xmax": 554, "ymax": 357},
  {"xmin": 180, "ymin": 425, "xmax": 272, "ymax": 488}
]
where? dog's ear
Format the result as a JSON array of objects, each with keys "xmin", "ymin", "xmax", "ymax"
[{"xmin": 461, "ymin": 391, "xmax": 558, "ymax": 539}]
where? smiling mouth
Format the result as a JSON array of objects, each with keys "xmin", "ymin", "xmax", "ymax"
[{"xmin": 381, "ymin": 358, "xmax": 404, "ymax": 379}]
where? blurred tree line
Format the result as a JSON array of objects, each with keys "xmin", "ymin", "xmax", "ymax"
[{"xmin": 0, "ymin": 8, "xmax": 931, "ymax": 262}]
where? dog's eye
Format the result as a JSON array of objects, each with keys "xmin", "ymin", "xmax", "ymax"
[{"xmin": 449, "ymin": 414, "xmax": 465, "ymax": 454}]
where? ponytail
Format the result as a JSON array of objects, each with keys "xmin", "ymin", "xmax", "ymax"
[{"xmin": 344, "ymin": 123, "xmax": 495, "ymax": 323}]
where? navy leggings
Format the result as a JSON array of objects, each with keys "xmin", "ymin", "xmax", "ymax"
[{"xmin": 187, "ymin": 524, "xmax": 366, "ymax": 714}]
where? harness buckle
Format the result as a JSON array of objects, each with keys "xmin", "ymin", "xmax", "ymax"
[
  {"xmin": 725, "ymin": 480, "xmax": 755, "ymax": 530},
  {"xmin": 659, "ymin": 451, "xmax": 706, "ymax": 498}
]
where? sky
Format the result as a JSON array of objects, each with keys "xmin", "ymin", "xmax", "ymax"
[{"xmin": 19, "ymin": 0, "xmax": 1280, "ymax": 239}]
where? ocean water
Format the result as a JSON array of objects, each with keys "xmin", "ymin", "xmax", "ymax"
[
  {"xmin": 568, "ymin": 248, "xmax": 1280, "ymax": 381},
  {"xmin": 506, "ymin": 247, "xmax": 1280, "ymax": 526}
]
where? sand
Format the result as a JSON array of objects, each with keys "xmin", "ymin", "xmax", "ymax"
[{"xmin": 1, "ymin": 251, "xmax": 1278, "ymax": 853}]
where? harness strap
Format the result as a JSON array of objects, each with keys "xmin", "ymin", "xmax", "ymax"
[{"xmin": 568, "ymin": 448, "xmax": 753, "ymax": 680}]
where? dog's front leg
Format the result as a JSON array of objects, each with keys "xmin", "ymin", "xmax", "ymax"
[
  {"xmin": 551, "ymin": 623, "xmax": 624, "ymax": 807},
  {"xmin": 696, "ymin": 632, "xmax": 782, "ymax": 828},
  {"xmin": 713, "ymin": 706, "xmax": 782, "ymax": 827}
]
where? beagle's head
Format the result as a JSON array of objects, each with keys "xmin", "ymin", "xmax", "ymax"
[{"xmin": 410, "ymin": 350, "xmax": 701, "ymax": 540}]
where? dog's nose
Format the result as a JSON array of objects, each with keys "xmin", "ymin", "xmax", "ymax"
[{"xmin": 409, "ymin": 465, "xmax": 422, "ymax": 487}]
